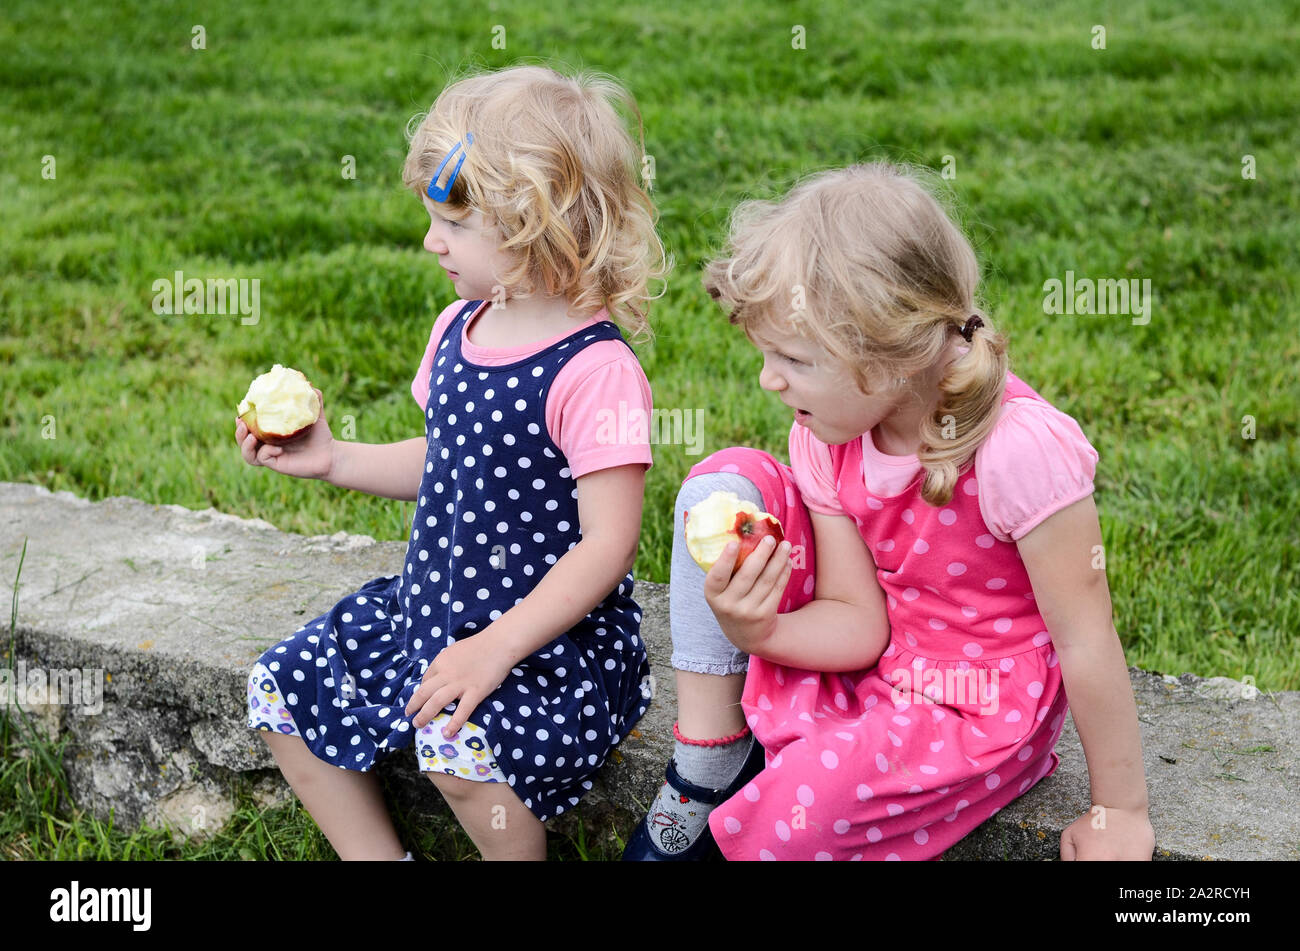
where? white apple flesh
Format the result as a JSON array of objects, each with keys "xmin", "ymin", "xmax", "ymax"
[
  {"xmin": 237, "ymin": 364, "xmax": 320, "ymax": 445},
  {"xmin": 683, "ymin": 490, "xmax": 785, "ymax": 575}
]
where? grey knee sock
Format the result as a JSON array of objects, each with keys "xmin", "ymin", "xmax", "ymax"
[{"xmin": 674, "ymin": 731, "xmax": 754, "ymax": 790}]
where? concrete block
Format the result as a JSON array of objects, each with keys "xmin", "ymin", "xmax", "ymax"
[{"xmin": 2, "ymin": 482, "xmax": 1294, "ymax": 859}]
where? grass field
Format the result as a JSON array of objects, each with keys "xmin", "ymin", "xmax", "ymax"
[{"xmin": 1, "ymin": 0, "xmax": 1297, "ymax": 860}]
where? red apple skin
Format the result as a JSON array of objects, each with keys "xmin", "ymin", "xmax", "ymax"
[
  {"xmin": 250, "ymin": 420, "xmax": 314, "ymax": 446},
  {"xmin": 730, "ymin": 510, "xmax": 785, "ymax": 573},
  {"xmin": 683, "ymin": 502, "xmax": 785, "ymax": 576}
]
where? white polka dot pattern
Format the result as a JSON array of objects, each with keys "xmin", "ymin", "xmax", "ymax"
[
  {"xmin": 246, "ymin": 301, "xmax": 652, "ymax": 824},
  {"xmin": 693, "ymin": 373, "xmax": 1072, "ymax": 860}
]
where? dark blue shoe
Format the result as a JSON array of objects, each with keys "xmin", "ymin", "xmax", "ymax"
[{"xmin": 621, "ymin": 738, "xmax": 765, "ymax": 861}]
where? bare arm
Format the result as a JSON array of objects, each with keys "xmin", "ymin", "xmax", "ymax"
[
  {"xmin": 324, "ymin": 436, "xmax": 428, "ymax": 502},
  {"xmin": 481, "ymin": 463, "xmax": 645, "ymax": 666},
  {"xmin": 1018, "ymin": 494, "xmax": 1154, "ymax": 859},
  {"xmin": 1018, "ymin": 494, "xmax": 1149, "ymax": 811},
  {"xmin": 236, "ymin": 384, "xmax": 428, "ymax": 502},
  {"xmin": 406, "ymin": 463, "xmax": 647, "ymax": 733}
]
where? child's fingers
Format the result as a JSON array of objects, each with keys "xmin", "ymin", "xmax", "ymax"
[
  {"xmin": 405, "ymin": 676, "xmax": 442, "ymax": 718},
  {"xmin": 240, "ymin": 432, "xmax": 263, "ymax": 465},
  {"xmin": 415, "ymin": 684, "xmax": 462, "ymax": 730},
  {"xmin": 729, "ymin": 535, "xmax": 778, "ymax": 600},
  {"xmin": 441, "ymin": 692, "xmax": 481, "ymax": 738},
  {"xmin": 757, "ymin": 553, "xmax": 793, "ymax": 617},
  {"xmin": 755, "ymin": 539, "xmax": 789, "ymax": 581},
  {"xmin": 703, "ymin": 542, "xmax": 740, "ymax": 593},
  {"xmin": 413, "ymin": 702, "xmax": 443, "ymax": 731},
  {"xmin": 1059, "ymin": 828, "xmax": 1077, "ymax": 861},
  {"xmin": 440, "ymin": 711, "xmax": 466, "ymax": 739},
  {"xmin": 411, "ymin": 690, "xmax": 453, "ymax": 729}
]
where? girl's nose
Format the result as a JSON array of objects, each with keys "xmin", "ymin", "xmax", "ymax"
[
  {"xmin": 758, "ymin": 356, "xmax": 786, "ymax": 392},
  {"xmin": 424, "ymin": 223, "xmax": 448, "ymax": 255}
]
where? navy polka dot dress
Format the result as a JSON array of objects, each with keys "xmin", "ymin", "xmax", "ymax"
[{"xmin": 251, "ymin": 300, "xmax": 653, "ymax": 821}]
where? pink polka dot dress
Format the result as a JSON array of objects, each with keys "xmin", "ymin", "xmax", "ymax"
[{"xmin": 691, "ymin": 371, "xmax": 1098, "ymax": 860}]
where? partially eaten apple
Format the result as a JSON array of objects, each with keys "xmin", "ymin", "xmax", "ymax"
[
  {"xmin": 683, "ymin": 490, "xmax": 784, "ymax": 575},
  {"xmin": 237, "ymin": 364, "xmax": 320, "ymax": 445}
]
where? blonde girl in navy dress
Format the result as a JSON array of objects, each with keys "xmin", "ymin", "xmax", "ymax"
[{"xmin": 236, "ymin": 65, "xmax": 667, "ymax": 860}]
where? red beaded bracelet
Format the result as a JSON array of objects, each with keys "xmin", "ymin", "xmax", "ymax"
[{"xmin": 673, "ymin": 721, "xmax": 752, "ymax": 747}]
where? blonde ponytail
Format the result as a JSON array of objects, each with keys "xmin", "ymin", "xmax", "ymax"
[{"xmin": 916, "ymin": 313, "xmax": 1008, "ymax": 506}]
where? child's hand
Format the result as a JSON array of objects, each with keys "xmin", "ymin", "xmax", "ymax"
[
  {"xmin": 1060, "ymin": 805, "xmax": 1155, "ymax": 860},
  {"xmin": 405, "ymin": 635, "xmax": 516, "ymax": 736},
  {"xmin": 235, "ymin": 386, "xmax": 335, "ymax": 481},
  {"xmin": 702, "ymin": 535, "xmax": 793, "ymax": 655}
]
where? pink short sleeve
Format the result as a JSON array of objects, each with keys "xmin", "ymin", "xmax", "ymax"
[
  {"xmin": 976, "ymin": 399, "xmax": 1100, "ymax": 542},
  {"xmin": 552, "ymin": 352, "xmax": 654, "ymax": 478},
  {"xmin": 788, "ymin": 422, "xmax": 847, "ymax": 516},
  {"xmin": 409, "ymin": 300, "xmax": 651, "ymax": 477},
  {"xmin": 410, "ymin": 301, "xmax": 469, "ymax": 411}
]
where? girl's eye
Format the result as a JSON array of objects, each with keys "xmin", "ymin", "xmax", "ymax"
[
  {"xmin": 428, "ymin": 209, "xmax": 463, "ymax": 229},
  {"xmin": 783, "ymin": 354, "xmax": 806, "ymax": 367}
]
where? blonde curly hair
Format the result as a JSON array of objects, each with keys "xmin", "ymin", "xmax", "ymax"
[
  {"xmin": 402, "ymin": 64, "xmax": 668, "ymax": 343},
  {"xmin": 703, "ymin": 162, "xmax": 1010, "ymax": 507}
]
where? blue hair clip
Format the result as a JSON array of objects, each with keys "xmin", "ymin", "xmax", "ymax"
[{"xmin": 426, "ymin": 132, "xmax": 474, "ymax": 202}]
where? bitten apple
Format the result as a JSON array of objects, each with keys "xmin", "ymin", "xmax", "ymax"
[
  {"xmin": 683, "ymin": 490, "xmax": 784, "ymax": 575},
  {"xmin": 237, "ymin": 364, "xmax": 321, "ymax": 445}
]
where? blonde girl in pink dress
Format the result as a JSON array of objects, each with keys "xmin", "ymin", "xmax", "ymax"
[{"xmin": 623, "ymin": 163, "xmax": 1155, "ymax": 861}]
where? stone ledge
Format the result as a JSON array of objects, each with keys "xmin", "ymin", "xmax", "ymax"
[{"xmin": 2, "ymin": 481, "xmax": 1295, "ymax": 859}]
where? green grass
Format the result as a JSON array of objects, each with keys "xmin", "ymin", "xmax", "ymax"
[{"xmin": 1, "ymin": 0, "xmax": 1297, "ymax": 858}]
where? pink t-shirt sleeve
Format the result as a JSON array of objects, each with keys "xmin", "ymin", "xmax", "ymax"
[
  {"xmin": 409, "ymin": 299, "xmax": 651, "ymax": 478},
  {"xmin": 788, "ymin": 422, "xmax": 847, "ymax": 516},
  {"xmin": 550, "ymin": 351, "xmax": 654, "ymax": 478},
  {"xmin": 410, "ymin": 301, "xmax": 467, "ymax": 411},
  {"xmin": 976, "ymin": 399, "xmax": 1100, "ymax": 542}
]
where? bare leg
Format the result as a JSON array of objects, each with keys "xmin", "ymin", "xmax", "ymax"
[
  {"xmin": 261, "ymin": 731, "xmax": 405, "ymax": 860},
  {"xmin": 676, "ymin": 670, "xmax": 747, "ymax": 740},
  {"xmin": 427, "ymin": 772, "xmax": 547, "ymax": 861}
]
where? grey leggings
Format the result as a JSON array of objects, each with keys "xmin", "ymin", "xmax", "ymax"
[{"xmin": 669, "ymin": 470, "xmax": 767, "ymax": 675}]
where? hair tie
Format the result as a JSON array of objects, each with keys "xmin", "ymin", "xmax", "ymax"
[{"xmin": 960, "ymin": 315, "xmax": 984, "ymax": 342}]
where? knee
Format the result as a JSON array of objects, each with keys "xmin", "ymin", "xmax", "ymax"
[
  {"xmin": 676, "ymin": 466, "xmax": 766, "ymax": 522},
  {"xmin": 687, "ymin": 449, "xmax": 775, "ymax": 488}
]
